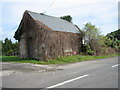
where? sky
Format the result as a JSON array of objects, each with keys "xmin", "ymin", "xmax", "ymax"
[{"xmin": 0, "ymin": 0, "xmax": 119, "ymax": 42}]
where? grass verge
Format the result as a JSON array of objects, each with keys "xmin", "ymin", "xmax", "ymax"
[{"xmin": 0, "ymin": 53, "xmax": 120, "ymax": 65}]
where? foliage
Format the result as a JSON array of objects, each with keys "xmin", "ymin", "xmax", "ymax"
[
  {"xmin": 105, "ymin": 29, "xmax": 120, "ymax": 48},
  {"xmin": 82, "ymin": 22, "xmax": 101, "ymax": 44},
  {"xmin": 106, "ymin": 29, "xmax": 120, "ymax": 40},
  {"xmin": 116, "ymin": 40, "xmax": 120, "ymax": 47},
  {"xmin": 2, "ymin": 38, "xmax": 19, "ymax": 56},
  {"xmin": 82, "ymin": 22, "xmax": 101, "ymax": 55},
  {"xmin": 81, "ymin": 22, "xmax": 120, "ymax": 55},
  {"xmin": 0, "ymin": 41, "xmax": 2, "ymax": 55},
  {"xmin": 82, "ymin": 44, "xmax": 94, "ymax": 55},
  {"xmin": 60, "ymin": 15, "xmax": 72, "ymax": 23},
  {"xmin": 1, "ymin": 53, "xmax": 119, "ymax": 64},
  {"xmin": 104, "ymin": 35, "xmax": 119, "ymax": 48},
  {"xmin": 97, "ymin": 34, "xmax": 120, "ymax": 48}
]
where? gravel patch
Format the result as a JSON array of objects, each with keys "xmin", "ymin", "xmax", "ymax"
[
  {"xmin": 0, "ymin": 70, "xmax": 15, "ymax": 77},
  {"xmin": 1, "ymin": 62, "xmax": 64, "ymax": 74}
]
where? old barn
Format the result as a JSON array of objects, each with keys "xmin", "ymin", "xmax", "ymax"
[{"xmin": 14, "ymin": 10, "xmax": 82, "ymax": 60}]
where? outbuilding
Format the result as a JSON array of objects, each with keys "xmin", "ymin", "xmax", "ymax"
[{"xmin": 14, "ymin": 10, "xmax": 82, "ymax": 60}]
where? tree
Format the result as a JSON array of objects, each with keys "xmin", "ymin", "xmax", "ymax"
[
  {"xmin": 82, "ymin": 22, "xmax": 101, "ymax": 45},
  {"xmin": 12, "ymin": 42, "xmax": 19, "ymax": 53},
  {"xmin": 2, "ymin": 38, "xmax": 12, "ymax": 55},
  {"xmin": 106, "ymin": 29, "xmax": 120, "ymax": 48},
  {"xmin": 0, "ymin": 41, "xmax": 2, "ymax": 55},
  {"xmin": 2, "ymin": 38, "xmax": 19, "ymax": 56},
  {"xmin": 60, "ymin": 15, "xmax": 72, "ymax": 23},
  {"xmin": 82, "ymin": 22, "xmax": 101, "ymax": 55},
  {"xmin": 105, "ymin": 35, "xmax": 119, "ymax": 48},
  {"xmin": 106, "ymin": 29, "xmax": 120, "ymax": 40}
]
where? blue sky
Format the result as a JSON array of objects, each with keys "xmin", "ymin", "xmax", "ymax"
[{"xmin": 0, "ymin": 0, "xmax": 119, "ymax": 42}]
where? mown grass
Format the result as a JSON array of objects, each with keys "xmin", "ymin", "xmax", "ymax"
[{"xmin": 0, "ymin": 53, "xmax": 120, "ymax": 65}]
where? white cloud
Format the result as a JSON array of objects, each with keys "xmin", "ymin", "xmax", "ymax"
[
  {"xmin": 0, "ymin": 27, "xmax": 2, "ymax": 40},
  {"xmin": 2, "ymin": 27, "xmax": 17, "ymax": 42},
  {"xmin": 1, "ymin": 0, "xmax": 118, "ymax": 42},
  {"xmin": 100, "ymin": 24, "xmax": 118, "ymax": 35},
  {"xmin": 47, "ymin": 1, "xmax": 118, "ymax": 34}
]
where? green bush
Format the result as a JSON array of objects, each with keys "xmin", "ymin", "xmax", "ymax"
[
  {"xmin": 83, "ymin": 44, "xmax": 94, "ymax": 55},
  {"xmin": 86, "ymin": 50, "xmax": 94, "ymax": 55}
]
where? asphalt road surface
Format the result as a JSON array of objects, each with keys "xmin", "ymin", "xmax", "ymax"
[{"xmin": 1, "ymin": 56, "xmax": 119, "ymax": 88}]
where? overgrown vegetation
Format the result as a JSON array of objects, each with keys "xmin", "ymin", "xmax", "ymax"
[
  {"xmin": 0, "ymin": 41, "xmax": 2, "ymax": 55},
  {"xmin": 106, "ymin": 29, "xmax": 120, "ymax": 40},
  {"xmin": 106, "ymin": 29, "xmax": 120, "ymax": 48},
  {"xmin": 81, "ymin": 22, "xmax": 120, "ymax": 55},
  {"xmin": 1, "ymin": 53, "xmax": 119, "ymax": 65},
  {"xmin": 2, "ymin": 38, "xmax": 19, "ymax": 56}
]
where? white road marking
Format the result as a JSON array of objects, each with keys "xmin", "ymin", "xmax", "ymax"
[
  {"xmin": 46, "ymin": 74, "xmax": 89, "ymax": 88},
  {"xmin": 112, "ymin": 64, "xmax": 119, "ymax": 68}
]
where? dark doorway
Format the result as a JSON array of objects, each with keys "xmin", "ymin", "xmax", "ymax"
[{"xmin": 27, "ymin": 37, "xmax": 33, "ymax": 58}]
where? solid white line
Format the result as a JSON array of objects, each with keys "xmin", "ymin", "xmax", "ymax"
[
  {"xmin": 112, "ymin": 64, "xmax": 119, "ymax": 68},
  {"xmin": 46, "ymin": 74, "xmax": 89, "ymax": 88}
]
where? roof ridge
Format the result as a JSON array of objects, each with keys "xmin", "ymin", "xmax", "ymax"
[
  {"xmin": 25, "ymin": 10, "xmax": 80, "ymax": 33},
  {"xmin": 26, "ymin": 10, "xmax": 57, "ymax": 18},
  {"xmin": 26, "ymin": 10, "xmax": 72, "ymax": 24}
]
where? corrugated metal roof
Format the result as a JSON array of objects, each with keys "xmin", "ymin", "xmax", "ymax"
[{"xmin": 27, "ymin": 11, "xmax": 80, "ymax": 33}]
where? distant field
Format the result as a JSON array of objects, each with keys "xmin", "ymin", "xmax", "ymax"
[{"xmin": 0, "ymin": 53, "xmax": 120, "ymax": 65}]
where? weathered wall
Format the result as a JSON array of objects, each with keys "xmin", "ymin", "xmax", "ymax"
[
  {"xmin": 19, "ymin": 33, "xmax": 27, "ymax": 58},
  {"xmin": 44, "ymin": 30, "xmax": 82, "ymax": 60},
  {"xmin": 30, "ymin": 23, "xmax": 82, "ymax": 60},
  {"xmin": 34, "ymin": 30, "xmax": 82, "ymax": 60},
  {"xmin": 18, "ymin": 12, "xmax": 40, "ymax": 59},
  {"xmin": 18, "ymin": 12, "xmax": 82, "ymax": 60}
]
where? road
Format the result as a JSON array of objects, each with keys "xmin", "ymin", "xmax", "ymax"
[{"xmin": 1, "ymin": 56, "xmax": 119, "ymax": 88}]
